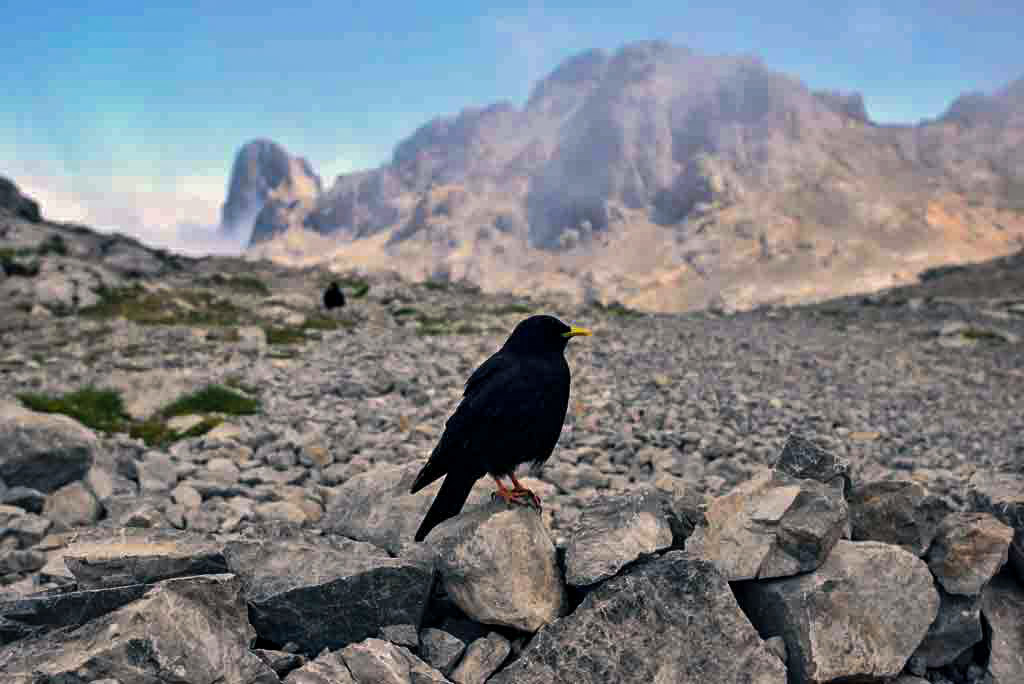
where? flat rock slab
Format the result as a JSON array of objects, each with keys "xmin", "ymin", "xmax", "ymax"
[
  {"xmin": 489, "ymin": 551, "xmax": 786, "ymax": 684},
  {"xmin": 449, "ymin": 632, "xmax": 510, "ymax": 684},
  {"xmin": 225, "ymin": 533, "xmax": 434, "ymax": 655},
  {"xmin": 0, "ymin": 400, "xmax": 96, "ymax": 493},
  {"xmin": 0, "ymin": 574, "xmax": 278, "ymax": 683},
  {"xmin": 968, "ymin": 470, "xmax": 1024, "ymax": 583},
  {"xmin": 686, "ymin": 470, "xmax": 848, "ymax": 580},
  {"xmin": 57, "ymin": 527, "xmax": 229, "ymax": 588},
  {"xmin": 428, "ymin": 499, "xmax": 567, "ymax": 633},
  {"xmin": 341, "ymin": 638, "xmax": 451, "ymax": 684},
  {"xmin": 979, "ymin": 571, "xmax": 1024, "ymax": 684},
  {"xmin": 322, "ymin": 462, "xmax": 490, "ymax": 554},
  {"xmin": 564, "ymin": 489, "xmax": 675, "ymax": 587},
  {"xmin": 0, "ymin": 582, "xmax": 150, "ymax": 644},
  {"xmin": 926, "ymin": 511, "xmax": 1013, "ymax": 595},
  {"xmin": 848, "ymin": 480, "xmax": 950, "ymax": 556},
  {"xmin": 737, "ymin": 540, "xmax": 939, "ymax": 684},
  {"xmin": 284, "ymin": 649, "xmax": 355, "ymax": 684}
]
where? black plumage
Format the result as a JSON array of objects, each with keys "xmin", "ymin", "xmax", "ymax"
[
  {"xmin": 323, "ymin": 282, "xmax": 346, "ymax": 310},
  {"xmin": 411, "ymin": 314, "xmax": 591, "ymax": 541}
]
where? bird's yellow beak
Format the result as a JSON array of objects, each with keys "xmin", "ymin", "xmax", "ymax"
[{"xmin": 562, "ymin": 326, "xmax": 593, "ymax": 338}]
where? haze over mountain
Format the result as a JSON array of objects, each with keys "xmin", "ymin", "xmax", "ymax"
[{"xmin": 222, "ymin": 41, "xmax": 1024, "ymax": 312}]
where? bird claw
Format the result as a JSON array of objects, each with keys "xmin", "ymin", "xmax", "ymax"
[{"xmin": 492, "ymin": 487, "xmax": 543, "ymax": 511}]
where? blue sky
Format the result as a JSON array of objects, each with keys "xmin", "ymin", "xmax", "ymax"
[{"xmin": 2, "ymin": 1, "xmax": 1021, "ymax": 253}]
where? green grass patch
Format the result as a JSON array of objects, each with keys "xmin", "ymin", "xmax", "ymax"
[
  {"xmin": 962, "ymin": 327, "xmax": 1007, "ymax": 342},
  {"xmin": 158, "ymin": 385, "xmax": 261, "ymax": 419},
  {"xmin": 17, "ymin": 387, "xmax": 127, "ymax": 434},
  {"xmin": 83, "ymin": 286, "xmax": 245, "ymax": 326},
  {"xmin": 18, "ymin": 384, "xmax": 256, "ymax": 447},
  {"xmin": 264, "ymin": 326, "xmax": 306, "ymax": 345},
  {"xmin": 199, "ymin": 273, "xmax": 271, "ymax": 296},
  {"xmin": 423, "ymin": 280, "xmax": 450, "ymax": 291}
]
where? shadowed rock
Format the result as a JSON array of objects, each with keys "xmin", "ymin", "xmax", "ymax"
[
  {"xmin": 225, "ymin": 533, "xmax": 434, "ymax": 655},
  {"xmin": 0, "ymin": 400, "xmax": 96, "ymax": 493},
  {"xmin": 979, "ymin": 571, "xmax": 1024, "ymax": 683},
  {"xmin": 427, "ymin": 499, "xmax": 567, "ymax": 633},
  {"xmin": 774, "ymin": 433, "xmax": 851, "ymax": 494},
  {"xmin": 848, "ymin": 480, "xmax": 950, "ymax": 556},
  {"xmin": 58, "ymin": 527, "xmax": 229, "ymax": 589},
  {"xmin": 0, "ymin": 574, "xmax": 278, "ymax": 683},
  {"xmin": 0, "ymin": 582, "xmax": 151, "ymax": 644},
  {"xmin": 489, "ymin": 551, "xmax": 787, "ymax": 684},
  {"xmin": 419, "ymin": 627, "xmax": 466, "ymax": 675},
  {"xmin": 736, "ymin": 540, "xmax": 939, "ymax": 684},
  {"xmin": 911, "ymin": 588, "xmax": 983, "ymax": 668}
]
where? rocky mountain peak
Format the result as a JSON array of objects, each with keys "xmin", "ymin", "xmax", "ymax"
[{"xmin": 219, "ymin": 139, "xmax": 321, "ymax": 241}]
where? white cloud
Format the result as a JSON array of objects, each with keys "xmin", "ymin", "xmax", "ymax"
[{"xmin": 6, "ymin": 162, "xmax": 246, "ymax": 257}]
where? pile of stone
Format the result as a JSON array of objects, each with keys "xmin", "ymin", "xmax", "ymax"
[{"xmin": 2, "ymin": 427, "xmax": 1022, "ymax": 684}]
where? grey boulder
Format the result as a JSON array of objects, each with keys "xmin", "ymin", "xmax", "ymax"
[
  {"xmin": 737, "ymin": 540, "xmax": 940, "ymax": 683},
  {"xmin": 489, "ymin": 551, "xmax": 787, "ymax": 684},
  {"xmin": 686, "ymin": 469, "xmax": 848, "ymax": 580},
  {"xmin": 564, "ymin": 489, "xmax": 675, "ymax": 587},
  {"xmin": 225, "ymin": 532, "xmax": 434, "ymax": 654},
  {"xmin": 427, "ymin": 499, "xmax": 567, "ymax": 633}
]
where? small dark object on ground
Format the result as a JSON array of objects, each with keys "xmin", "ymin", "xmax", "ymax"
[{"xmin": 323, "ymin": 281, "xmax": 346, "ymax": 310}]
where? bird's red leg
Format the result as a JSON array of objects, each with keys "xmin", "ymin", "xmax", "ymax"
[
  {"xmin": 509, "ymin": 474, "xmax": 542, "ymax": 510},
  {"xmin": 492, "ymin": 476, "xmax": 517, "ymax": 505}
]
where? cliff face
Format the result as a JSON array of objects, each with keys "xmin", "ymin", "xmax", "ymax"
[
  {"xmin": 236, "ymin": 43, "xmax": 1024, "ymax": 312},
  {"xmin": 219, "ymin": 139, "xmax": 321, "ymax": 242}
]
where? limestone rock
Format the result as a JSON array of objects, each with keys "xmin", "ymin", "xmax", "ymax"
[
  {"xmin": 449, "ymin": 632, "xmax": 510, "ymax": 684},
  {"xmin": 979, "ymin": 571, "xmax": 1024, "ymax": 684},
  {"xmin": 968, "ymin": 470, "xmax": 1024, "ymax": 583},
  {"xmin": 419, "ymin": 627, "xmax": 466, "ymax": 675},
  {"xmin": 926, "ymin": 511, "xmax": 1013, "ymax": 595},
  {"xmin": 341, "ymin": 638, "xmax": 451, "ymax": 684},
  {"xmin": 0, "ymin": 574, "xmax": 278, "ymax": 683},
  {"xmin": 564, "ymin": 489, "xmax": 675, "ymax": 587},
  {"xmin": 848, "ymin": 480, "xmax": 950, "ymax": 556},
  {"xmin": 427, "ymin": 499, "xmax": 567, "ymax": 633},
  {"xmin": 737, "ymin": 540, "xmax": 940, "ymax": 683},
  {"xmin": 225, "ymin": 533, "xmax": 434, "ymax": 654},
  {"xmin": 774, "ymin": 433, "xmax": 851, "ymax": 494},
  {"xmin": 0, "ymin": 401, "xmax": 96, "ymax": 493},
  {"xmin": 489, "ymin": 551, "xmax": 786, "ymax": 684},
  {"xmin": 911, "ymin": 588, "xmax": 983, "ymax": 668},
  {"xmin": 686, "ymin": 470, "xmax": 848, "ymax": 580},
  {"xmin": 322, "ymin": 462, "xmax": 489, "ymax": 554}
]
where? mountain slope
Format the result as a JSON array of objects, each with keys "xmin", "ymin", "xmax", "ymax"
[{"xmin": 232, "ymin": 42, "xmax": 1024, "ymax": 312}]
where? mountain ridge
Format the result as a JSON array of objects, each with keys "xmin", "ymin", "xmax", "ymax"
[{"xmin": 222, "ymin": 41, "xmax": 1024, "ymax": 312}]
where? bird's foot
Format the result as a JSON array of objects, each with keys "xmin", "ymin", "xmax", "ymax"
[{"xmin": 491, "ymin": 486, "xmax": 542, "ymax": 510}]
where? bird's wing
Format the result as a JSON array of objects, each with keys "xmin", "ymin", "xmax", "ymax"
[{"xmin": 410, "ymin": 352, "xmax": 520, "ymax": 492}]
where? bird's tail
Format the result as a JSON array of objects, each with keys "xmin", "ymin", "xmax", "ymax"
[{"xmin": 414, "ymin": 471, "xmax": 475, "ymax": 542}]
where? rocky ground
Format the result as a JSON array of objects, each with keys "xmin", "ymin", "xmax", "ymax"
[{"xmin": 1, "ymin": 184, "xmax": 1023, "ymax": 683}]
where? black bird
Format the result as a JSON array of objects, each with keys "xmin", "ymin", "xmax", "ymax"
[
  {"xmin": 411, "ymin": 314, "xmax": 591, "ymax": 542},
  {"xmin": 323, "ymin": 281, "xmax": 346, "ymax": 310}
]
